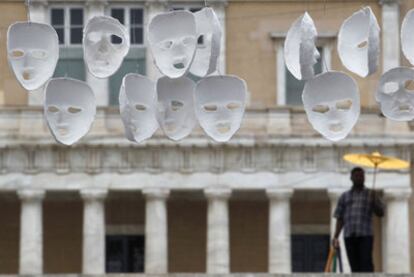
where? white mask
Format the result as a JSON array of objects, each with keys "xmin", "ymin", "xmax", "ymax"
[
  {"xmin": 148, "ymin": 10, "xmax": 197, "ymax": 79},
  {"xmin": 44, "ymin": 78, "xmax": 96, "ymax": 145},
  {"xmin": 302, "ymin": 71, "xmax": 360, "ymax": 141},
  {"xmin": 7, "ymin": 22, "xmax": 59, "ymax": 91},
  {"xmin": 189, "ymin": 7, "xmax": 222, "ymax": 77},
  {"xmin": 284, "ymin": 12, "xmax": 319, "ymax": 80},
  {"xmin": 337, "ymin": 7, "xmax": 380, "ymax": 77},
  {"xmin": 83, "ymin": 16, "xmax": 130, "ymax": 78},
  {"xmin": 119, "ymin": 74, "xmax": 158, "ymax": 143},
  {"xmin": 401, "ymin": 9, "xmax": 414, "ymax": 66},
  {"xmin": 156, "ymin": 77, "xmax": 196, "ymax": 140},
  {"xmin": 195, "ymin": 75, "xmax": 247, "ymax": 142},
  {"xmin": 375, "ymin": 67, "xmax": 414, "ymax": 121}
]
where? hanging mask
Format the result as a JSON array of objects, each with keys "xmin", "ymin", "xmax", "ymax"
[
  {"xmin": 189, "ymin": 7, "xmax": 222, "ymax": 77},
  {"xmin": 302, "ymin": 71, "xmax": 360, "ymax": 141},
  {"xmin": 119, "ymin": 74, "xmax": 158, "ymax": 143},
  {"xmin": 375, "ymin": 67, "xmax": 414, "ymax": 121},
  {"xmin": 195, "ymin": 75, "xmax": 247, "ymax": 142},
  {"xmin": 284, "ymin": 12, "xmax": 319, "ymax": 80},
  {"xmin": 156, "ymin": 77, "xmax": 196, "ymax": 140},
  {"xmin": 148, "ymin": 10, "xmax": 197, "ymax": 79},
  {"xmin": 84, "ymin": 16, "xmax": 130, "ymax": 78},
  {"xmin": 7, "ymin": 22, "xmax": 59, "ymax": 91},
  {"xmin": 338, "ymin": 7, "xmax": 380, "ymax": 77},
  {"xmin": 401, "ymin": 9, "xmax": 414, "ymax": 66},
  {"xmin": 44, "ymin": 78, "xmax": 96, "ymax": 145}
]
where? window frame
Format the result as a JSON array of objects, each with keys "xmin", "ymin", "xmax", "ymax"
[
  {"xmin": 106, "ymin": 5, "xmax": 145, "ymax": 47},
  {"xmin": 49, "ymin": 5, "xmax": 85, "ymax": 47}
]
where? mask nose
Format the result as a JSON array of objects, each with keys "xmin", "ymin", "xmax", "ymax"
[{"xmin": 98, "ymin": 38, "xmax": 111, "ymax": 54}]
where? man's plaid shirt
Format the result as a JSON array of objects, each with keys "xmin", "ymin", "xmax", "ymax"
[{"xmin": 334, "ymin": 187, "xmax": 385, "ymax": 238}]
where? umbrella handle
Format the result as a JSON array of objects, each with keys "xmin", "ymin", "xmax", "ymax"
[{"xmin": 372, "ymin": 164, "xmax": 378, "ymax": 191}]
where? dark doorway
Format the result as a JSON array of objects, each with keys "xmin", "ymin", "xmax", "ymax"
[
  {"xmin": 292, "ymin": 234, "xmax": 330, "ymax": 272},
  {"xmin": 106, "ymin": 235, "xmax": 145, "ymax": 273}
]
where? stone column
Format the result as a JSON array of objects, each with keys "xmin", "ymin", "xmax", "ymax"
[
  {"xmin": 382, "ymin": 188, "xmax": 411, "ymax": 273},
  {"xmin": 266, "ymin": 188, "xmax": 293, "ymax": 273},
  {"xmin": 205, "ymin": 188, "xmax": 231, "ymax": 273},
  {"xmin": 143, "ymin": 188, "xmax": 170, "ymax": 274},
  {"xmin": 327, "ymin": 189, "xmax": 350, "ymax": 273},
  {"xmin": 380, "ymin": 0, "xmax": 400, "ymax": 72},
  {"xmin": 145, "ymin": 0, "xmax": 168, "ymax": 80},
  {"xmin": 18, "ymin": 189, "xmax": 45, "ymax": 274},
  {"xmin": 80, "ymin": 188, "xmax": 108, "ymax": 274}
]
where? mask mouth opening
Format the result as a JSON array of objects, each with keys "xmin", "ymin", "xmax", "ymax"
[
  {"xmin": 57, "ymin": 126, "xmax": 69, "ymax": 136},
  {"xmin": 328, "ymin": 123, "xmax": 343, "ymax": 132},
  {"xmin": 22, "ymin": 68, "xmax": 35, "ymax": 81},
  {"xmin": 165, "ymin": 122, "xmax": 177, "ymax": 132},
  {"xmin": 173, "ymin": 62, "xmax": 185, "ymax": 69},
  {"xmin": 130, "ymin": 124, "xmax": 140, "ymax": 134},
  {"xmin": 216, "ymin": 121, "xmax": 231, "ymax": 134}
]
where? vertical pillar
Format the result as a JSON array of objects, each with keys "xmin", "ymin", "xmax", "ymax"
[
  {"xmin": 266, "ymin": 188, "xmax": 293, "ymax": 273},
  {"xmin": 328, "ymin": 189, "xmax": 351, "ymax": 273},
  {"xmin": 18, "ymin": 189, "xmax": 45, "ymax": 274},
  {"xmin": 380, "ymin": 0, "xmax": 400, "ymax": 72},
  {"xmin": 205, "ymin": 188, "xmax": 231, "ymax": 274},
  {"xmin": 81, "ymin": 188, "xmax": 108, "ymax": 274},
  {"xmin": 143, "ymin": 188, "xmax": 170, "ymax": 274},
  {"xmin": 383, "ymin": 188, "xmax": 411, "ymax": 273}
]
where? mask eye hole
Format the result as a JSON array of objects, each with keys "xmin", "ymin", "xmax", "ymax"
[
  {"xmin": 10, "ymin": 49, "xmax": 24, "ymax": 58},
  {"xmin": 357, "ymin": 41, "xmax": 368, "ymax": 49},
  {"xmin": 171, "ymin": 100, "xmax": 184, "ymax": 111},
  {"xmin": 135, "ymin": 104, "xmax": 147, "ymax": 111},
  {"xmin": 68, "ymin": 107, "xmax": 82, "ymax": 114},
  {"xmin": 384, "ymin": 82, "xmax": 399, "ymax": 94},
  {"xmin": 182, "ymin": 36, "xmax": 195, "ymax": 46},
  {"xmin": 404, "ymin": 80, "xmax": 414, "ymax": 92},
  {"xmin": 111, "ymin": 34, "xmax": 123, "ymax": 45},
  {"xmin": 203, "ymin": 104, "xmax": 218, "ymax": 112},
  {"xmin": 31, "ymin": 50, "xmax": 48, "ymax": 59},
  {"xmin": 197, "ymin": 34, "xmax": 204, "ymax": 45},
  {"xmin": 336, "ymin": 99, "xmax": 353, "ymax": 111},
  {"xmin": 227, "ymin": 102, "xmax": 241, "ymax": 111},
  {"xmin": 312, "ymin": 105, "xmax": 329, "ymax": 114},
  {"xmin": 159, "ymin": 40, "xmax": 173, "ymax": 50},
  {"xmin": 47, "ymin": 106, "xmax": 59, "ymax": 113},
  {"xmin": 87, "ymin": 32, "xmax": 101, "ymax": 43}
]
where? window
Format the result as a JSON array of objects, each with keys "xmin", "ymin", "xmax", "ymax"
[
  {"xmin": 50, "ymin": 7, "xmax": 84, "ymax": 45},
  {"xmin": 285, "ymin": 47, "xmax": 324, "ymax": 105},
  {"xmin": 106, "ymin": 235, "xmax": 145, "ymax": 273},
  {"xmin": 110, "ymin": 7, "xmax": 144, "ymax": 45}
]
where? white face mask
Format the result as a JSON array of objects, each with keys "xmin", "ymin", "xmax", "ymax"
[
  {"xmin": 189, "ymin": 7, "xmax": 222, "ymax": 77},
  {"xmin": 401, "ymin": 9, "xmax": 414, "ymax": 66},
  {"xmin": 84, "ymin": 16, "xmax": 130, "ymax": 78},
  {"xmin": 44, "ymin": 78, "xmax": 96, "ymax": 145},
  {"xmin": 148, "ymin": 10, "xmax": 197, "ymax": 79},
  {"xmin": 302, "ymin": 71, "xmax": 360, "ymax": 141},
  {"xmin": 284, "ymin": 12, "xmax": 319, "ymax": 80},
  {"xmin": 376, "ymin": 67, "xmax": 414, "ymax": 121},
  {"xmin": 7, "ymin": 22, "xmax": 59, "ymax": 91},
  {"xmin": 195, "ymin": 75, "xmax": 247, "ymax": 142},
  {"xmin": 156, "ymin": 77, "xmax": 196, "ymax": 140},
  {"xmin": 338, "ymin": 7, "xmax": 380, "ymax": 77},
  {"xmin": 119, "ymin": 74, "xmax": 158, "ymax": 143}
]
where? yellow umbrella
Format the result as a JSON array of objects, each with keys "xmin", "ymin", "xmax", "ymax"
[{"xmin": 343, "ymin": 152, "xmax": 410, "ymax": 189}]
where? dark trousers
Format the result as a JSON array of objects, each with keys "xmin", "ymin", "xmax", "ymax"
[{"xmin": 344, "ymin": 236, "xmax": 374, "ymax": 272}]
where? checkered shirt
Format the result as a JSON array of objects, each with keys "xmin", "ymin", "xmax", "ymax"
[{"xmin": 334, "ymin": 188, "xmax": 383, "ymax": 238}]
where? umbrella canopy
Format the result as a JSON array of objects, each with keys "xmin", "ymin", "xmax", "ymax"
[{"xmin": 343, "ymin": 151, "xmax": 409, "ymax": 170}]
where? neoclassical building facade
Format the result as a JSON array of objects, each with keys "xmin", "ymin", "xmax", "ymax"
[{"xmin": 0, "ymin": 0, "xmax": 412, "ymax": 275}]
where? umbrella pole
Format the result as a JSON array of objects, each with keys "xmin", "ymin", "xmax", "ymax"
[{"xmin": 372, "ymin": 164, "xmax": 378, "ymax": 191}]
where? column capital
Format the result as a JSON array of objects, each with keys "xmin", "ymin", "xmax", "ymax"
[
  {"xmin": 204, "ymin": 188, "xmax": 231, "ymax": 200},
  {"xmin": 18, "ymin": 189, "xmax": 45, "ymax": 201},
  {"xmin": 85, "ymin": 0, "xmax": 108, "ymax": 7},
  {"xmin": 145, "ymin": 0, "xmax": 169, "ymax": 8},
  {"xmin": 266, "ymin": 188, "xmax": 293, "ymax": 200},
  {"xmin": 143, "ymin": 188, "xmax": 170, "ymax": 200},
  {"xmin": 384, "ymin": 188, "xmax": 412, "ymax": 201},
  {"xmin": 80, "ymin": 188, "xmax": 108, "ymax": 201}
]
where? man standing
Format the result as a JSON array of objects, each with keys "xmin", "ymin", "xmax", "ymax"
[{"xmin": 332, "ymin": 167, "xmax": 385, "ymax": 272}]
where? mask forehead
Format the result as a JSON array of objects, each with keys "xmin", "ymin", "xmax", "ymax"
[
  {"xmin": 156, "ymin": 76, "xmax": 196, "ymax": 140},
  {"xmin": 148, "ymin": 10, "xmax": 197, "ymax": 79},
  {"xmin": 401, "ymin": 10, "xmax": 414, "ymax": 66},
  {"xmin": 337, "ymin": 7, "xmax": 380, "ymax": 77},
  {"xmin": 189, "ymin": 7, "xmax": 222, "ymax": 77},
  {"xmin": 284, "ymin": 12, "xmax": 319, "ymax": 81},
  {"xmin": 302, "ymin": 71, "xmax": 360, "ymax": 141},
  {"xmin": 122, "ymin": 74, "xmax": 156, "ymax": 105},
  {"xmin": 44, "ymin": 78, "xmax": 96, "ymax": 145},
  {"xmin": 83, "ymin": 16, "xmax": 130, "ymax": 78},
  {"xmin": 7, "ymin": 22, "xmax": 59, "ymax": 91}
]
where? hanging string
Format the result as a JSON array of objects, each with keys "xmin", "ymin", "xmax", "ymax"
[{"xmin": 25, "ymin": 0, "xmax": 31, "ymax": 22}]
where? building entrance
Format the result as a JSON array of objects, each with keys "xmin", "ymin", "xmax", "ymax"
[{"xmin": 292, "ymin": 234, "xmax": 330, "ymax": 272}]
